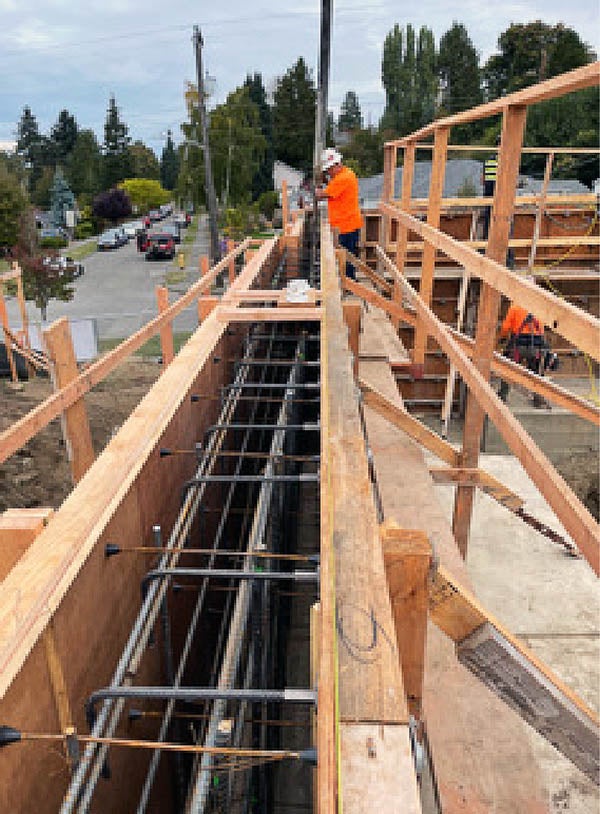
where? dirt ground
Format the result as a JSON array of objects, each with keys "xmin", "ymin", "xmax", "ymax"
[
  {"xmin": 1, "ymin": 361, "xmax": 598, "ymax": 521},
  {"xmin": 0, "ymin": 358, "xmax": 161, "ymax": 512}
]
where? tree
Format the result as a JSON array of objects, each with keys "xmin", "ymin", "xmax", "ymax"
[
  {"xmin": 66, "ymin": 129, "xmax": 102, "ymax": 200},
  {"xmin": 128, "ymin": 140, "xmax": 160, "ymax": 180},
  {"xmin": 102, "ymin": 95, "xmax": 131, "ymax": 188},
  {"xmin": 209, "ymin": 85, "xmax": 266, "ymax": 206},
  {"xmin": 338, "ymin": 91, "xmax": 362, "ymax": 132},
  {"xmin": 31, "ymin": 166, "xmax": 55, "ymax": 208},
  {"xmin": 339, "ymin": 127, "xmax": 384, "ymax": 177},
  {"xmin": 483, "ymin": 22, "xmax": 592, "ymax": 100},
  {"xmin": 160, "ymin": 130, "xmax": 179, "ymax": 190},
  {"xmin": 50, "ymin": 168, "xmax": 76, "ymax": 228},
  {"xmin": 92, "ymin": 188, "xmax": 132, "ymax": 222},
  {"xmin": 0, "ymin": 166, "xmax": 28, "ymax": 250},
  {"xmin": 119, "ymin": 179, "xmax": 170, "ymax": 212},
  {"xmin": 244, "ymin": 73, "xmax": 274, "ymax": 197},
  {"xmin": 437, "ymin": 23, "xmax": 482, "ymax": 141},
  {"xmin": 16, "ymin": 106, "xmax": 45, "ymax": 193},
  {"xmin": 381, "ymin": 24, "xmax": 437, "ymax": 136},
  {"xmin": 51, "ymin": 110, "xmax": 78, "ymax": 164},
  {"xmin": 272, "ymin": 58, "xmax": 316, "ymax": 173}
]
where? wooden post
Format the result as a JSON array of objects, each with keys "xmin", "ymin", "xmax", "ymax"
[
  {"xmin": 198, "ymin": 295, "xmax": 219, "ymax": 322},
  {"xmin": 200, "ymin": 255, "xmax": 209, "ymax": 277},
  {"xmin": 412, "ymin": 126, "xmax": 449, "ymax": 371},
  {"xmin": 0, "ymin": 507, "xmax": 54, "ymax": 581},
  {"xmin": 381, "ymin": 144, "xmax": 397, "ymax": 253},
  {"xmin": 227, "ymin": 239, "xmax": 236, "ymax": 284},
  {"xmin": 452, "ymin": 105, "xmax": 527, "ymax": 556},
  {"xmin": 244, "ymin": 248, "xmax": 257, "ymax": 265},
  {"xmin": 393, "ymin": 143, "xmax": 416, "ymax": 329},
  {"xmin": 441, "ymin": 266, "xmax": 471, "ymax": 438},
  {"xmin": 281, "ymin": 179, "xmax": 289, "ymax": 229},
  {"xmin": 381, "ymin": 522, "xmax": 432, "ymax": 718},
  {"xmin": 43, "ymin": 317, "xmax": 95, "ymax": 484},
  {"xmin": 343, "ymin": 301, "xmax": 361, "ymax": 376},
  {"xmin": 155, "ymin": 285, "xmax": 174, "ymax": 366},
  {"xmin": 528, "ymin": 151, "xmax": 554, "ymax": 271},
  {"xmin": 0, "ymin": 289, "xmax": 18, "ymax": 382}
]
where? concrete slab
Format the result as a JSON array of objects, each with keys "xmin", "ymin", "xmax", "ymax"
[{"xmin": 426, "ymin": 452, "xmax": 599, "ymax": 813}]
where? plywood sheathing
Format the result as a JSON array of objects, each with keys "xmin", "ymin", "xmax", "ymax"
[{"xmin": 358, "ymin": 309, "xmax": 549, "ymax": 812}]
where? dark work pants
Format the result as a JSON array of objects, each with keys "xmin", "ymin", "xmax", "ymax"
[{"xmin": 338, "ymin": 229, "xmax": 360, "ymax": 280}]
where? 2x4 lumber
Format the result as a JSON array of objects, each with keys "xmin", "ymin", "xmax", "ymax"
[
  {"xmin": 42, "ymin": 621, "xmax": 73, "ymax": 735},
  {"xmin": 530, "ymin": 150, "xmax": 553, "ymax": 271},
  {"xmin": 155, "ymin": 286, "xmax": 174, "ymax": 366},
  {"xmin": 392, "ymin": 235, "xmax": 600, "ymax": 252},
  {"xmin": 359, "ymin": 377, "xmax": 459, "ymax": 467},
  {"xmin": 215, "ymin": 306, "xmax": 322, "ymax": 323},
  {"xmin": 377, "ymin": 206, "xmax": 600, "ymax": 361},
  {"xmin": 413, "ymin": 126, "xmax": 449, "ymax": 366},
  {"xmin": 0, "ymin": 237, "xmax": 275, "ymax": 699},
  {"xmin": 320, "ymin": 222, "xmax": 420, "ymax": 809},
  {"xmin": 346, "ymin": 252, "xmax": 392, "ymax": 295},
  {"xmin": 342, "ymin": 302, "xmax": 361, "ymax": 376},
  {"xmin": 406, "ymin": 192, "xmax": 598, "ymax": 210},
  {"xmin": 429, "ymin": 565, "xmax": 599, "ymax": 783},
  {"xmin": 449, "ymin": 327, "xmax": 600, "ymax": 426},
  {"xmin": 342, "ymin": 276, "xmax": 416, "ymax": 327},
  {"xmin": 43, "ymin": 317, "xmax": 95, "ymax": 484},
  {"xmin": 0, "ymin": 241, "xmax": 251, "ymax": 467},
  {"xmin": 381, "ymin": 523, "xmax": 432, "ymax": 718},
  {"xmin": 427, "ymin": 467, "xmax": 523, "ymax": 512},
  {"xmin": 453, "ymin": 104, "xmax": 528, "ymax": 554},
  {"xmin": 0, "ymin": 292, "xmax": 18, "ymax": 382},
  {"xmin": 376, "ymin": 246, "xmax": 600, "ymax": 576},
  {"xmin": 0, "ymin": 508, "xmax": 54, "ymax": 581},
  {"xmin": 281, "ymin": 179, "xmax": 289, "ymax": 228},
  {"xmin": 388, "ymin": 62, "xmax": 600, "ymax": 145},
  {"xmin": 198, "ymin": 295, "xmax": 218, "ymax": 322}
]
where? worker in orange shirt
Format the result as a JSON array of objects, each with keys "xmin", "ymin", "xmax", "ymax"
[
  {"xmin": 498, "ymin": 282, "xmax": 557, "ymax": 407},
  {"xmin": 315, "ymin": 148, "xmax": 363, "ymax": 280}
]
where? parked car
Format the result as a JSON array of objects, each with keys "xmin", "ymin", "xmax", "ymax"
[
  {"xmin": 159, "ymin": 203, "xmax": 173, "ymax": 217},
  {"xmin": 97, "ymin": 229, "xmax": 123, "ymax": 250},
  {"xmin": 40, "ymin": 226, "xmax": 67, "ymax": 240},
  {"xmin": 145, "ymin": 233, "xmax": 175, "ymax": 260},
  {"xmin": 174, "ymin": 213, "xmax": 189, "ymax": 229},
  {"xmin": 148, "ymin": 209, "xmax": 162, "ymax": 222},
  {"xmin": 122, "ymin": 220, "xmax": 145, "ymax": 239},
  {"xmin": 42, "ymin": 255, "xmax": 84, "ymax": 278},
  {"xmin": 161, "ymin": 223, "xmax": 181, "ymax": 244}
]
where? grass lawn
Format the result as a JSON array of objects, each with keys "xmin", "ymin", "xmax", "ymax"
[
  {"xmin": 98, "ymin": 331, "xmax": 193, "ymax": 358},
  {"xmin": 66, "ymin": 240, "xmax": 98, "ymax": 261}
]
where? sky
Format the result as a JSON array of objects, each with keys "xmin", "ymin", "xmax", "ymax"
[{"xmin": 0, "ymin": 0, "xmax": 598, "ymax": 155}]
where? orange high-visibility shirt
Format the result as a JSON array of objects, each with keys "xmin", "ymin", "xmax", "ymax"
[
  {"xmin": 325, "ymin": 166, "xmax": 363, "ymax": 234},
  {"xmin": 500, "ymin": 305, "xmax": 543, "ymax": 337}
]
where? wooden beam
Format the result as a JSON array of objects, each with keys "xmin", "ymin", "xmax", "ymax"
[
  {"xmin": 342, "ymin": 277, "xmax": 416, "ymax": 327},
  {"xmin": 393, "ymin": 143, "xmax": 416, "ymax": 329},
  {"xmin": 0, "ymin": 508, "xmax": 54, "ymax": 581},
  {"xmin": 405, "ymin": 192, "xmax": 598, "ymax": 210},
  {"xmin": 428, "ymin": 467, "xmax": 524, "ymax": 511},
  {"xmin": 343, "ymin": 302, "xmax": 362, "ymax": 377},
  {"xmin": 429, "ymin": 565, "xmax": 599, "ymax": 783},
  {"xmin": 0, "ymin": 291, "xmax": 18, "ymax": 382},
  {"xmin": 155, "ymin": 286, "xmax": 174, "ymax": 366},
  {"xmin": 528, "ymin": 151, "xmax": 555, "ymax": 271},
  {"xmin": 413, "ymin": 126, "xmax": 449, "ymax": 367},
  {"xmin": 381, "ymin": 522, "xmax": 432, "ymax": 718},
  {"xmin": 387, "ymin": 62, "xmax": 600, "ymax": 145},
  {"xmin": 42, "ymin": 621, "xmax": 74, "ymax": 735},
  {"xmin": 281, "ymin": 178, "xmax": 289, "ymax": 228},
  {"xmin": 198, "ymin": 295, "xmax": 219, "ymax": 322},
  {"xmin": 377, "ymin": 207, "xmax": 600, "ymax": 362},
  {"xmin": 0, "ymin": 240, "xmax": 252, "ymax": 466},
  {"xmin": 376, "ymin": 246, "xmax": 600, "ymax": 576},
  {"xmin": 215, "ymin": 306, "xmax": 322, "ymax": 323},
  {"xmin": 227, "ymin": 239, "xmax": 236, "ymax": 284},
  {"xmin": 359, "ymin": 377, "xmax": 459, "ymax": 467},
  {"xmin": 346, "ymin": 252, "xmax": 392, "ymax": 295},
  {"xmin": 43, "ymin": 317, "xmax": 95, "ymax": 484}
]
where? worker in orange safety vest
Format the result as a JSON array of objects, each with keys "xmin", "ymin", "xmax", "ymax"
[{"xmin": 315, "ymin": 148, "xmax": 363, "ymax": 279}]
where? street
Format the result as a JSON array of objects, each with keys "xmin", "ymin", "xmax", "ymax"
[{"xmin": 4, "ymin": 215, "xmax": 209, "ymax": 340}]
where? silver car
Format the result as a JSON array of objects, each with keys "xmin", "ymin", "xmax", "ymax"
[{"xmin": 97, "ymin": 229, "xmax": 123, "ymax": 250}]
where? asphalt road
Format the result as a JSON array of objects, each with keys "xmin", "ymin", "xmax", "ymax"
[{"xmin": 5, "ymin": 216, "xmax": 209, "ymax": 340}]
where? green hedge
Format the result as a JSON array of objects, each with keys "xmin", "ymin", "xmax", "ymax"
[
  {"xmin": 74, "ymin": 221, "xmax": 96, "ymax": 239},
  {"xmin": 40, "ymin": 236, "xmax": 68, "ymax": 249}
]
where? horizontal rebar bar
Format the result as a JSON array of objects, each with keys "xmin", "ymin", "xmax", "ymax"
[
  {"xmin": 141, "ymin": 567, "xmax": 319, "ymax": 597},
  {"xmin": 222, "ymin": 382, "xmax": 320, "ymax": 390},
  {"xmin": 206, "ymin": 423, "xmax": 319, "ymax": 433},
  {"xmin": 112, "ymin": 546, "xmax": 317, "ymax": 562}
]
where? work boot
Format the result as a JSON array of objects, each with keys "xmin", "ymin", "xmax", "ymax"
[{"xmin": 532, "ymin": 393, "xmax": 549, "ymax": 409}]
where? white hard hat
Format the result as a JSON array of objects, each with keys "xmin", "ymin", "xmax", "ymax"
[{"xmin": 321, "ymin": 148, "xmax": 342, "ymax": 171}]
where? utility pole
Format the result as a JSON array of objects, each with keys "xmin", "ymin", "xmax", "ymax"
[
  {"xmin": 311, "ymin": 0, "xmax": 332, "ymax": 275},
  {"xmin": 193, "ymin": 25, "xmax": 220, "ymax": 264}
]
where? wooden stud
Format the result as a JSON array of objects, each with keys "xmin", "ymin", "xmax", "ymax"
[
  {"xmin": 42, "ymin": 621, "xmax": 74, "ymax": 735},
  {"xmin": 393, "ymin": 142, "xmax": 416, "ymax": 330},
  {"xmin": 0, "ymin": 508, "xmax": 54, "ymax": 581},
  {"xmin": 528, "ymin": 151, "xmax": 554, "ymax": 271},
  {"xmin": 381, "ymin": 521, "xmax": 432, "ymax": 717},
  {"xmin": 428, "ymin": 467, "xmax": 524, "ymax": 512},
  {"xmin": 200, "ymin": 255, "xmax": 209, "ymax": 276},
  {"xmin": 453, "ymin": 104, "xmax": 528, "ymax": 555},
  {"xmin": 155, "ymin": 286, "xmax": 174, "ymax": 367},
  {"xmin": 412, "ymin": 126, "xmax": 449, "ymax": 369},
  {"xmin": 227, "ymin": 239, "xmax": 235, "ymax": 284},
  {"xmin": 342, "ymin": 301, "xmax": 362, "ymax": 376},
  {"xmin": 281, "ymin": 179, "xmax": 289, "ymax": 229},
  {"xmin": 43, "ymin": 317, "xmax": 95, "ymax": 484},
  {"xmin": 215, "ymin": 306, "xmax": 322, "ymax": 323},
  {"xmin": 0, "ymin": 290, "xmax": 18, "ymax": 383},
  {"xmin": 342, "ymin": 276, "xmax": 416, "ymax": 327}
]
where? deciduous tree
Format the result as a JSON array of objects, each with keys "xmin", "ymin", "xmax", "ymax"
[
  {"xmin": 0, "ymin": 166, "xmax": 28, "ymax": 250},
  {"xmin": 119, "ymin": 178, "xmax": 170, "ymax": 212},
  {"xmin": 128, "ymin": 140, "xmax": 160, "ymax": 180},
  {"xmin": 92, "ymin": 187, "xmax": 132, "ymax": 222},
  {"xmin": 272, "ymin": 58, "xmax": 316, "ymax": 173}
]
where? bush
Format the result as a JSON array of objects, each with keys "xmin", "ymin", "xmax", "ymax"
[
  {"xmin": 74, "ymin": 221, "xmax": 95, "ymax": 239},
  {"xmin": 257, "ymin": 190, "xmax": 279, "ymax": 221},
  {"xmin": 40, "ymin": 235, "xmax": 68, "ymax": 249}
]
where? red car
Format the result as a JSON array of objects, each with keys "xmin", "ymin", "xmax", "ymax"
[{"xmin": 145, "ymin": 233, "xmax": 175, "ymax": 260}]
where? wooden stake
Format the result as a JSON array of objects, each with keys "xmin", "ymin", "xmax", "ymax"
[
  {"xmin": 227, "ymin": 239, "xmax": 236, "ymax": 284},
  {"xmin": 198, "ymin": 295, "xmax": 219, "ymax": 322},
  {"xmin": 342, "ymin": 301, "xmax": 361, "ymax": 377},
  {"xmin": 155, "ymin": 285, "xmax": 174, "ymax": 366},
  {"xmin": 200, "ymin": 255, "xmax": 209, "ymax": 277},
  {"xmin": 0, "ymin": 290, "xmax": 18, "ymax": 383},
  {"xmin": 43, "ymin": 317, "xmax": 95, "ymax": 483}
]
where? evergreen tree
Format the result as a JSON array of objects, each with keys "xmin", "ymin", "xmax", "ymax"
[
  {"xmin": 380, "ymin": 24, "xmax": 437, "ymax": 136},
  {"xmin": 244, "ymin": 73, "xmax": 274, "ymax": 197},
  {"xmin": 50, "ymin": 168, "xmax": 76, "ymax": 228},
  {"xmin": 102, "ymin": 95, "xmax": 131, "ymax": 189},
  {"xmin": 66, "ymin": 129, "xmax": 102, "ymax": 199},
  {"xmin": 272, "ymin": 58, "xmax": 316, "ymax": 173},
  {"xmin": 51, "ymin": 110, "xmax": 78, "ymax": 164},
  {"xmin": 437, "ymin": 23, "xmax": 483, "ymax": 142},
  {"xmin": 16, "ymin": 106, "xmax": 45, "ymax": 193},
  {"xmin": 338, "ymin": 91, "xmax": 362, "ymax": 132},
  {"xmin": 160, "ymin": 130, "xmax": 179, "ymax": 190},
  {"xmin": 128, "ymin": 140, "xmax": 160, "ymax": 180}
]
